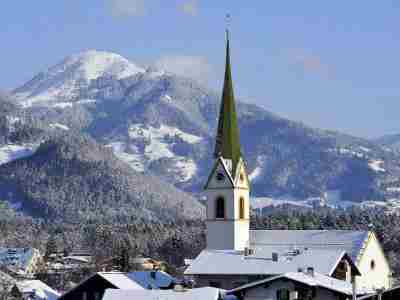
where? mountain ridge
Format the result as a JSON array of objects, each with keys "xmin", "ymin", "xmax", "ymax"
[{"xmin": 6, "ymin": 49, "xmax": 400, "ymax": 211}]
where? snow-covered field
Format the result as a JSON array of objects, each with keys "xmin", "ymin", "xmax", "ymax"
[
  {"xmin": 108, "ymin": 124, "xmax": 202, "ymax": 182},
  {"xmin": 49, "ymin": 123, "xmax": 70, "ymax": 131},
  {"xmin": 251, "ymin": 189, "xmax": 400, "ymax": 215},
  {"xmin": 0, "ymin": 144, "xmax": 37, "ymax": 165},
  {"xmin": 368, "ymin": 159, "xmax": 385, "ymax": 172}
]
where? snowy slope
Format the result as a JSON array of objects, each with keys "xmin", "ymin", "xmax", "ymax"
[
  {"xmin": 13, "ymin": 50, "xmax": 145, "ymax": 107},
  {"xmin": 107, "ymin": 124, "xmax": 202, "ymax": 182},
  {"xmin": 0, "ymin": 144, "xmax": 37, "ymax": 165}
]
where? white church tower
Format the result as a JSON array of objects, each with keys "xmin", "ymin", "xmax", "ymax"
[{"xmin": 204, "ymin": 30, "xmax": 250, "ymax": 250}]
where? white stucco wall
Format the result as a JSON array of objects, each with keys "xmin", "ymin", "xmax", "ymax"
[
  {"xmin": 205, "ymin": 160, "xmax": 250, "ymax": 250},
  {"xmin": 243, "ymin": 280, "xmax": 347, "ymax": 300},
  {"xmin": 356, "ymin": 232, "xmax": 391, "ymax": 290}
]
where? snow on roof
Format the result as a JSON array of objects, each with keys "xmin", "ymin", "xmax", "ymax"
[
  {"xmin": 98, "ymin": 272, "xmax": 145, "ymax": 290},
  {"xmin": 16, "ymin": 280, "xmax": 60, "ymax": 300},
  {"xmin": 185, "ymin": 248, "xmax": 350, "ymax": 276},
  {"xmin": 62, "ymin": 256, "xmax": 90, "ymax": 263},
  {"xmin": 228, "ymin": 272, "xmax": 371, "ymax": 296},
  {"xmin": 124, "ymin": 271, "xmax": 176, "ymax": 289},
  {"xmin": 250, "ymin": 230, "xmax": 369, "ymax": 261},
  {"xmin": 102, "ymin": 287, "xmax": 220, "ymax": 300}
]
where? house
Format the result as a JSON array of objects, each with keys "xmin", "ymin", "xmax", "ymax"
[
  {"xmin": 184, "ymin": 29, "xmax": 392, "ymax": 294},
  {"xmin": 132, "ymin": 257, "xmax": 165, "ymax": 271},
  {"xmin": 357, "ymin": 285, "xmax": 400, "ymax": 300},
  {"xmin": 227, "ymin": 270, "xmax": 368, "ymax": 300},
  {"xmin": 185, "ymin": 248, "xmax": 366, "ymax": 291},
  {"xmin": 59, "ymin": 272, "xmax": 144, "ymax": 300},
  {"xmin": 102, "ymin": 286, "xmax": 221, "ymax": 300},
  {"xmin": 11, "ymin": 280, "xmax": 60, "ymax": 300},
  {"xmin": 0, "ymin": 269, "xmax": 16, "ymax": 294},
  {"xmin": 0, "ymin": 247, "xmax": 42, "ymax": 275},
  {"xmin": 59, "ymin": 271, "xmax": 176, "ymax": 300}
]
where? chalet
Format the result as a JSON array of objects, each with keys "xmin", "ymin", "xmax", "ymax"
[
  {"xmin": 102, "ymin": 286, "xmax": 222, "ymax": 300},
  {"xmin": 227, "ymin": 270, "xmax": 368, "ymax": 300},
  {"xmin": 184, "ymin": 29, "xmax": 392, "ymax": 294},
  {"xmin": 59, "ymin": 271, "xmax": 176, "ymax": 300},
  {"xmin": 11, "ymin": 280, "xmax": 60, "ymax": 300}
]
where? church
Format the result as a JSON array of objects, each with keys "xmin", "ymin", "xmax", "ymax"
[{"xmin": 184, "ymin": 31, "xmax": 392, "ymax": 295}]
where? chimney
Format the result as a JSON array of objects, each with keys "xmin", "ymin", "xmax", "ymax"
[
  {"xmin": 306, "ymin": 267, "xmax": 314, "ymax": 277},
  {"xmin": 244, "ymin": 247, "xmax": 254, "ymax": 256},
  {"xmin": 272, "ymin": 252, "xmax": 278, "ymax": 262}
]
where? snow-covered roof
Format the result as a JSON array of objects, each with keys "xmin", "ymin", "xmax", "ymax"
[
  {"xmin": 102, "ymin": 287, "xmax": 220, "ymax": 300},
  {"xmin": 16, "ymin": 280, "xmax": 60, "ymax": 300},
  {"xmin": 228, "ymin": 272, "xmax": 372, "ymax": 296},
  {"xmin": 125, "ymin": 271, "xmax": 176, "ymax": 289},
  {"xmin": 250, "ymin": 230, "xmax": 369, "ymax": 262},
  {"xmin": 185, "ymin": 248, "xmax": 356, "ymax": 276},
  {"xmin": 62, "ymin": 256, "xmax": 90, "ymax": 263},
  {"xmin": 98, "ymin": 272, "xmax": 145, "ymax": 290},
  {"xmin": 98, "ymin": 271, "xmax": 175, "ymax": 290}
]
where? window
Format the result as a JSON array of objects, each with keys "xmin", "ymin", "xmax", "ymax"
[
  {"xmin": 277, "ymin": 288, "xmax": 290, "ymax": 300},
  {"xmin": 209, "ymin": 281, "xmax": 221, "ymax": 288},
  {"xmin": 239, "ymin": 197, "xmax": 245, "ymax": 219},
  {"xmin": 240, "ymin": 172, "xmax": 245, "ymax": 183},
  {"xmin": 216, "ymin": 197, "xmax": 225, "ymax": 219},
  {"xmin": 371, "ymin": 260, "xmax": 376, "ymax": 270},
  {"xmin": 216, "ymin": 172, "xmax": 225, "ymax": 181}
]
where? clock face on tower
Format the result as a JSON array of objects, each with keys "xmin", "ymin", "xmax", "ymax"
[{"xmin": 216, "ymin": 172, "xmax": 225, "ymax": 181}]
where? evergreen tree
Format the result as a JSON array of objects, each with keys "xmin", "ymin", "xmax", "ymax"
[{"xmin": 45, "ymin": 234, "xmax": 58, "ymax": 260}]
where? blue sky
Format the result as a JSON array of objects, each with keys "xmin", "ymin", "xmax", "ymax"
[{"xmin": 2, "ymin": 1, "xmax": 400, "ymax": 138}]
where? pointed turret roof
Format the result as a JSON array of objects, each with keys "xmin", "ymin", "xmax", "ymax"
[{"xmin": 214, "ymin": 30, "xmax": 242, "ymax": 175}]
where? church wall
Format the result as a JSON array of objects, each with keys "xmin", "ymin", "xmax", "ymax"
[
  {"xmin": 356, "ymin": 232, "xmax": 391, "ymax": 290},
  {"xmin": 206, "ymin": 221, "xmax": 236, "ymax": 250}
]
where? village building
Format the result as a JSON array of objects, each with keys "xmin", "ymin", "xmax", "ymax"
[
  {"xmin": 0, "ymin": 247, "xmax": 42, "ymax": 275},
  {"xmin": 184, "ymin": 30, "xmax": 392, "ymax": 294},
  {"xmin": 227, "ymin": 271, "xmax": 365, "ymax": 300},
  {"xmin": 59, "ymin": 271, "xmax": 176, "ymax": 300},
  {"xmin": 102, "ymin": 286, "xmax": 222, "ymax": 300},
  {"xmin": 11, "ymin": 279, "xmax": 60, "ymax": 300}
]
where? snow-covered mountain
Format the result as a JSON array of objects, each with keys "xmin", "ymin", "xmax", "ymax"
[
  {"xmin": 13, "ymin": 50, "xmax": 145, "ymax": 108},
  {"xmin": 8, "ymin": 50, "xmax": 400, "ymax": 208}
]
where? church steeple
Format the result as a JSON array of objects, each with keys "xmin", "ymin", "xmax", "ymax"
[
  {"xmin": 205, "ymin": 27, "xmax": 250, "ymax": 251},
  {"xmin": 214, "ymin": 29, "xmax": 242, "ymax": 176}
]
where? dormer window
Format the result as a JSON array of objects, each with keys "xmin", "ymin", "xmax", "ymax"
[{"xmin": 216, "ymin": 197, "xmax": 225, "ymax": 219}]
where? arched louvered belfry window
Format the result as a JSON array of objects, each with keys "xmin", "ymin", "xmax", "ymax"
[
  {"xmin": 239, "ymin": 197, "xmax": 245, "ymax": 219},
  {"xmin": 216, "ymin": 197, "xmax": 225, "ymax": 219}
]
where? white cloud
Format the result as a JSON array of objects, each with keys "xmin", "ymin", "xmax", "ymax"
[
  {"xmin": 154, "ymin": 55, "xmax": 212, "ymax": 85},
  {"xmin": 107, "ymin": 0, "xmax": 146, "ymax": 17},
  {"xmin": 180, "ymin": 0, "xmax": 198, "ymax": 16}
]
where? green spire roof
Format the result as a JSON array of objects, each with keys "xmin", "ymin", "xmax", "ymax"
[{"xmin": 214, "ymin": 30, "xmax": 242, "ymax": 174}]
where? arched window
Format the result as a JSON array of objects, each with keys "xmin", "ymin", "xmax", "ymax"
[
  {"xmin": 239, "ymin": 197, "xmax": 245, "ymax": 219},
  {"xmin": 216, "ymin": 197, "xmax": 225, "ymax": 219}
]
